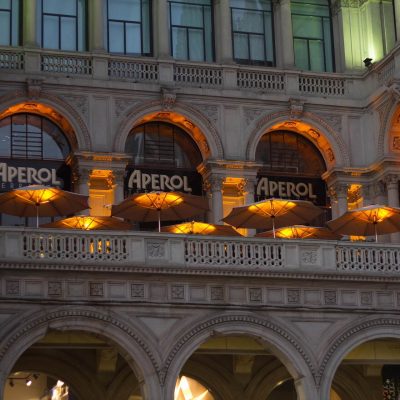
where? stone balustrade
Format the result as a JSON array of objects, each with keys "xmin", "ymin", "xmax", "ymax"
[
  {"xmin": 1, "ymin": 45, "xmax": 399, "ymax": 100},
  {"xmin": 2, "ymin": 227, "xmax": 400, "ymax": 277}
]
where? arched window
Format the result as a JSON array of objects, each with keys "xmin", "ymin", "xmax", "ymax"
[
  {"xmin": 255, "ymin": 130, "xmax": 326, "ymax": 177},
  {"xmin": 126, "ymin": 121, "xmax": 202, "ymax": 169},
  {"xmin": 0, "ymin": 113, "xmax": 71, "ymax": 160},
  {"xmin": 291, "ymin": 0, "xmax": 334, "ymax": 72}
]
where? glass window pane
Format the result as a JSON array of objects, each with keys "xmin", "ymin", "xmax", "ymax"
[
  {"xmin": 43, "ymin": 15, "xmax": 59, "ymax": 49},
  {"xmin": 188, "ymin": 29, "xmax": 204, "ymax": 61},
  {"xmin": 294, "ymin": 38, "xmax": 309, "ymax": 70},
  {"xmin": 249, "ymin": 34, "xmax": 265, "ymax": 60},
  {"xmin": 142, "ymin": 0, "xmax": 151, "ymax": 53},
  {"xmin": 232, "ymin": 9, "xmax": 264, "ymax": 33},
  {"xmin": 292, "ymin": 15, "xmax": 322, "ymax": 39},
  {"xmin": 27, "ymin": 115, "xmax": 42, "ymax": 134},
  {"xmin": 172, "ymin": 0, "xmax": 210, "ymax": 4},
  {"xmin": 172, "ymin": 27, "xmax": 188, "ymax": 59},
  {"xmin": 43, "ymin": 133, "xmax": 64, "ymax": 159},
  {"xmin": 126, "ymin": 22, "xmax": 141, "ymax": 53},
  {"xmin": 0, "ymin": 120, "xmax": 11, "ymax": 157},
  {"xmin": 43, "ymin": 0, "xmax": 76, "ymax": 16},
  {"xmin": 0, "ymin": 12, "xmax": 10, "ymax": 45},
  {"xmin": 171, "ymin": 3, "xmax": 203, "ymax": 27},
  {"xmin": 109, "ymin": 21, "xmax": 125, "ymax": 52},
  {"xmin": 309, "ymin": 40, "xmax": 324, "ymax": 71},
  {"xmin": 108, "ymin": 0, "xmax": 141, "ymax": 21},
  {"xmin": 0, "ymin": 0, "xmax": 11, "ymax": 8},
  {"xmin": 203, "ymin": 6, "xmax": 213, "ymax": 61},
  {"xmin": 264, "ymin": 13, "xmax": 273, "ymax": 62},
  {"xmin": 61, "ymin": 17, "xmax": 76, "ymax": 50},
  {"xmin": 233, "ymin": 33, "xmax": 249, "ymax": 59},
  {"xmin": 231, "ymin": 0, "xmax": 270, "ymax": 10}
]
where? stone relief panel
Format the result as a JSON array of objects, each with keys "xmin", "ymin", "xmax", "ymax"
[{"xmin": 59, "ymin": 94, "xmax": 89, "ymax": 121}]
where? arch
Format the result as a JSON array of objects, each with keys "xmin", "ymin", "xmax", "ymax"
[
  {"xmin": 246, "ymin": 110, "xmax": 350, "ymax": 169},
  {"xmin": 113, "ymin": 100, "xmax": 224, "ymax": 160},
  {"xmin": 162, "ymin": 313, "xmax": 318, "ymax": 400},
  {"xmin": 319, "ymin": 315, "xmax": 400, "ymax": 400},
  {"xmin": 0, "ymin": 90, "xmax": 91, "ymax": 151},
  {"xmin": 0, "ymin": 306, "xmax": 162, "ymax": 400},
  {"xmin": 381, "ymin": 98, "xmax": 400, "ymax": 158}
]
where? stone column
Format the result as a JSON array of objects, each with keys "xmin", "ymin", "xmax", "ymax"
[
  {"xmin": 209, "ymin": 175, "xmax": 225, "ymax": 224},
  {"xmin": 112, "ymin": 170, "xmax": 126, "ymax": 205},
  {"xmin": 361, "ymin": 183, "xmax": 374, "ymax": 206},
  {"xmin": 73, "ymin": 167, "xmax": 91, "ymax": 215},
  {"xmin": 23, "ymin": 0, "xmax": 38, "ymax": 48},
  {"xmin": 277, "ymin": 0, "xmax": 295, "ymax": 68},
  {"xmin": 215, "ymin": 0, "xmax": 233, "ymax": 63},
  {"xmin": 88, "ymin": 0, "xmax": 106, "ymax": 52},
  {"xmin": 385, "ymin": 174, "xmax": 400, "ymax": 243},
  {"xmin": 154, "ymin": 0, "xmax": 170, "ymax": 59},
  {"xmin": 330, "ymin": 183, "xmax": 348, "ymax": 218}
]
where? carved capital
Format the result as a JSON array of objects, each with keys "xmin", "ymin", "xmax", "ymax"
[
  {"xmin": 73, "ymin": 167, "xmax": 92, "ymax": 185},
  {"xmin": 384, "ymin": 174, "xmax": 399, "ymax": 189},
  {"xmin": 208, "ymin": 175, "xmax": 225, "ymax": 192},
  {"xmin": 328, "ymin": 183, "xmax": 348, "ymax": 200}
]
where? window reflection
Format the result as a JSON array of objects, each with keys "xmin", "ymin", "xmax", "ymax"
[
  {"xmin": 291, "ymin": 0, "xmax": 334, "ymax": 72},
  {"xmin": 40, "ymin": 0, "xmax": 86, "ymax": 51},
  {"xmin": 107, "ymin": 0, "xmax": 152, "ymax": 55},
  {"xmin": 0, "ymin": 0, "xmax": 20, "ymax": 47},
  {"xmin": 230, "ymin": 0, "xmax": 275, "ymax": 66},
  {"xmin": 169, "ymin": 0, "xmax": 214, "ymax": 62}
]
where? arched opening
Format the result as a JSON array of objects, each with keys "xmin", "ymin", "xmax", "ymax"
[
  {"xmin": 255, "ymin": 130, "xmax": 329, "ymax": 224},
  {"xmin": 0, "ymin": 112, "xmax": 74, "ymax": 227},
  {"xmin": 4, "ymin": 330, "xmax": 144, "ymax": 400},
  {"xmin": 124, "ymin": 121, "xmax": 206, "ymax": 230},
  {"xmin": 176, "ymin": 334, "xmax": 297, "ymax": 400},
  {"xmin": 330, "ymin": 338, "xmax": 400, "ymax": 400}
]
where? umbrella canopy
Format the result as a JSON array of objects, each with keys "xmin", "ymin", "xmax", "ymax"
[
  {"xmin": 256, "ymin": 225, "xmax": 341, "ymax": 240},
  {"xmin": 0, "ymin": 185, "xmax": 89, "ymax": 227},
  {"xmin": 111, "ymin": 191, "xmax": 209, "ymax": 232},
  {"xmin": 41, "ymin": 216, "xmax": 132, "ymax": 231},
  {"xmin": 161, "ymin": 221, "xmax": 242, "ymax": 236},
  {"xmin": 222, "ymin": 198, "xmax": 323, "ymax": 237},
  {"xmin": 327, "ymin": 204, "xmax": 400, "ymax": 242}
]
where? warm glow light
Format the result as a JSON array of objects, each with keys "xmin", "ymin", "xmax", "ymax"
[
  {"xmin": 135, "ymin": 192, "xmax": 184, "ymax": 210},
  {"xmin": 62, "ymin": 216, "xmax": 100, "ymax": 230},
  {"xmin": 248, "ymin": 200, "xmax": 296, "ymax": 217},
  {"xmin": 358, "ymin": 208, "xmax": 393, "ymax": 223},
  {"xmin": 174, "ymin": 376, "xmax": 211, "ymax": 400},
  {"xmin": 171, "ymin": 221, "xmax": 216, "ymax": 235},
  {"xmin": 349, "ymin": 235, "xmax": 366, "ymax": 241},
  {"xmin": 15, "ymin": 187, "xmax": 58, "ymax": 205}
]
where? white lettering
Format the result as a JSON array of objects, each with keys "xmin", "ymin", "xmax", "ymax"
[
  {"xmin": 0, "ymin": 163, "xmax": 61, "ymax": 186},
  {"xmin": 308, "ymin": 183, "xmax": 317, "ymax": 199},
  {"xmin": 0, "ymin": 163, "xmax": 7, "ymax": 182},
  {"xmin": 38, "ymin": 168, "xmax": 51, "ymax": 183},
  {"xmin": 269, "ymin": 180, "xmax": 278, "ymax": 196},
  {"xmin": 141, "ymin": 173, "xmax": 151, "ymax": 189},
  {"xmin": 17, "ymin": 167, "xmax": 27, "ymax": 184},
  {"xmin": 170, "ymin": 175, "xmax": 183, "ymax": 190},
  {"xmin": 278, "ymin": 181, "xmax": 286, "ymax": 197},
  {"xmin": 296, "ymin": 182, "xmax": 308, "ymax": 196},
  {"xmin": 256, "ymin": 177, "xmax": 269, "ymax": 197},
  {"xmin": 128, "ymin": 169, "xmax": 141, "ymax": 190},
  {"xmin": 8, "ymin": 166, "xmax": 17, "ymax": 181},
  {"xmin": 151, "ymin": 174, "xmax": 160, "ymax": 190}
]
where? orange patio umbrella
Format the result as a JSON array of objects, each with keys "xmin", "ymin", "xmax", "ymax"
[
  {"xmin": 41, "ymin": 216, "xmax": 132, "ymax": 230},
  {"xmin": 222, "ymin": 198, "xmax": 323, "ymax": 238},
  {"xmin": 327, "ymin": 204, "xmax": 400, "ymax": 242},
  {"xmin": 161, "ymin": 221, "xmax": 242, "ymax": 236},
  {"xmin": 0, "ymin": 185, "xmax": 89, "ymax": 228},
  {"xmin": 256, "ymin": 225, "xmax": 341, "ymax": 240},
  {"xmin": 111, "ymin": 191, "xmax": 209, "ymax": 232}
]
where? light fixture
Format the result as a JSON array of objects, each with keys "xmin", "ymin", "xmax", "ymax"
[
  {"xmin": 26, "ymin": 379, "xmax": 32, "ymax": 386},
  {"xmin": 363, "ymin": 57, "xmax": 373, "ymax": 67}
]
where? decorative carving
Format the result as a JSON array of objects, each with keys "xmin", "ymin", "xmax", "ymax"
[
  {"xmin": 89, "ymin": 282, "xmax": 104, "ymax": 297},
  {"xmin": 60, "ymin": 94, "xmax": 89, "ymax": 120},
  {"xmin": 171, "ymin": 285, "xmax": 185, "ymax": 300},
  {"xmin": 209, "ymin": 175, "xmax": 225, "ymax": 192},
  {"xmin": 192, "ymin": 103, "xmax": 219, "ymax": 125},
  {"xmin": 243, "ymin": 108, "xmax": 264, "ymax": 126},
  {"xmin": 147, "ymin": 242, "xmax": 165, "ymax": 258},
  {"xmin": 316, "ymin": 113, "xmax": 342, "ymax": 133},
  {"xmin": 361, "ymin": 291, "xmax": 373, "ymax": 305},
  {"xmin": 301, "ymin": 250, "xmax": 317, "ymax": 265},
  {"xmin": 328, "ymin": 183, "xmax": 348, "ymax": 201},
  {"xmin": 308, "ymin": 128, "xmax": 321, "ymax": 140},
  {"xmin": 6, "ymin": 280, "xmax": 19, "ymax": 295},
  {"xmin": 48, "ymin": 281, "xmax": 62, "ymax": 296},
  {"xmin": 393, "ymin": 136, "xmax": 400, "ymax": 150},
  {"xmin": 114, "ymin": 98, "xmax": 138, "ymax": 118},
  {"xmin": 324, "ymin": 290, "xmax": 337, "ymax": 305},
  {"xmin": 182, "ymin": 119, "xmax": 195, "ymax": 130},
  {"xmin": 161, "ymin": 87, "xmax": 176, "ymax": 110},
  {"xmin": 131, "ymin": 283, "xmax": 145, "ymax": 298},
  {"xmin": 289, "ymin": 98, "xmax": 305, "ymax": 119},
  {"xmin": 326, "ymin": 148, "xmax": 335, "ymax": 161},
  {"xmin": 287, "ymin": 289, "xmax": 301, "ymax": 304},
  {"xmin": 249, "ymin": 288, "xmax": 262, "ymax": 302},
  {"xmin": 26, "ymin": 78, "xmax": 43, "ymax": 99},
  {"xmin": 211, "ymin": 286, "xmax": 224, "ymax": 301},
  {"xmin": 384, "ymin": 174, "xmax": 399, "ymax": 189}
]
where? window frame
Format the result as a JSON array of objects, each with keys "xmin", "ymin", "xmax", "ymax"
[
  {"xmin": 291, "ymin": 0, "xmax": 335, "ymax": 72},
  {"xmin": 230, "ymin": 0, "xmax": 275, "ymax": 66},
  {"xmin": 168, "ymin": 0, "xmax": 215, "ymax": 62},
  {"xmin": 0, "ymin": 0, "xmax": 21, "ymax": 47},
  {"xmin": 40, "ymin": 0, "xmax": 87, "ymax": 51},
  {"xmin": 106, "ymin": 0, "xmax": 153, "ymax": 56}
]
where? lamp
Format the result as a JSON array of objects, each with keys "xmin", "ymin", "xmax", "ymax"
[
  {"xmin": 363, "ymin": 57, "xmax": 373, "ymax": 67},
  {"xmin": 26, "ymin": 379, "xmax": 32, "ymax": 386}
]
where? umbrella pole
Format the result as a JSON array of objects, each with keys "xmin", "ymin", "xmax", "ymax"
[
  {"xmin": 158, "ymin": 209, "xmax": 161, "ymax": 233},
  {"xmin": 272, "ymin": 216, "xmax": 276, "ymax": 238},
  {"xmin": 374, "ymin": 222, "xmax": 378, "ymax": 243},
  {"xmin": 36, "ymin": 204, "xmax": 39, "ymax": 229}
]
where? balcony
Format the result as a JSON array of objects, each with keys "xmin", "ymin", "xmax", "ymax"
[
  {"xmin": 1, "ymin": 226, "xmax": 400, "ymax": 278},
  {"xmin": 1, "ymin": 45, "xmax": 399, "ymax": 102}
]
